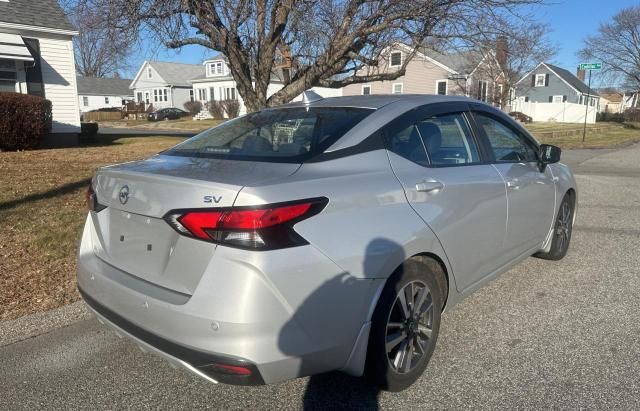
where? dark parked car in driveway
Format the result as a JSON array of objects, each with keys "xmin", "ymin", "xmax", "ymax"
[
  {"xmin": 148, "ymin": 108, "xmax": 189, "ymax": 121},
  {"xmin": 509, "ymin": 111, "xmax": 533, "ymax": 123}
]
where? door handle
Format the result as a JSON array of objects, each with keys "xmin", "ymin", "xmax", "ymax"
[
  {"xmin": 415, "ymin": 181, "xmax": 444, "ymax": 193},
  {"xmin": 506, "ymin": 180, "xmax": 520, "ymax": 190}
]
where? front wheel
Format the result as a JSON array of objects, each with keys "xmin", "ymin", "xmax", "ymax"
[
  {"xmin": 534, "ymin": 193, "xmax": 575, "ymax": 260},
  {"xmin": 365, "ymin": 257, "xmax": 444, "ymax": 391}
]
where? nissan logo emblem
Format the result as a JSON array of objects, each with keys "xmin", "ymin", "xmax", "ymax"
[{"xmin": 119, "ymin": 185, "xmax": 130, "ymax": 205}]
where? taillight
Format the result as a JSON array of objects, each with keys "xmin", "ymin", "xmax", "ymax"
[
  {"xmin": 85, "ymin": 184, "xmax": 106, "ymax": 212},
  {"xmin": 164, "ymin": 198, "xmax": 327, "ymax": 250}
]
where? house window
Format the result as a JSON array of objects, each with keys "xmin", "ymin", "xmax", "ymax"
[
  {"xmin": 362, "ymin": 85, "xmax": 371, "ymax": 95},
  {"xmin": 163, "ymin": 89, "xmax": 168, "ymax": 102},
  {"xmin": 392, "ymin": 83, "xmax": 403, "ymax": 94},
  {"xmin": 198, "ymin": 88, "xmax": 207, "ymax": 101},
  {"xmin": 137, "ymin": 92, "xmax": 143, "ymax": 103},
  {"xmin": 436, "ymin": 80, "xmax": 447, "ymax": 96},
  {"xmin": 589, "ymin": 97, "xmax": 596, "ymax": 107},
  {"xmin": 224, "ymin": 87, "xmax": 237, "ymax": 100},
  {"xmin": 208, "ymin": 61, "xmax": 224, "ymax": 76},
  {"xmin": 552, "ymin": 95, "xmax": 563, "ymax": 103},
  {"xmin": 390, "ymin": 51, "xmax": 402, "ymax": 67},
  {"xmin": 535, "ymin": 73, "xmax": 546, "ymax": 87},
  {"xmin": 147, "ymin": 67, "xmax": 153, "ymax": 79},
  {"xmin": 82, "ymin": 96, "xmax": 89, "ymax": 107},
  {"xmin": 153, "ymin": 89, "xmax": 158, "ymax": 102},
  {"xmin": 105, "ymin": 96, "xmax": 110, "ymax": 104},
  {"xmin": 145, "ymin": 92, "xmax": 150, "ymax": 104},
  {"xmin": 189, "ymin": 89, "xmax": 194, "ymax": 102},
  {"xmin": 477, "ymin": 80, "xmax": 488, "ymax": 102}
]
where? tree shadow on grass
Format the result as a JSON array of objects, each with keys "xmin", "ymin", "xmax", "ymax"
[
  {"xmin": 0, "ymin": 178, "xmax": 91, "ymax": 212},
  {"xmin": 80, "ymin": 132, "xmax": 192, "ymax": 148}
]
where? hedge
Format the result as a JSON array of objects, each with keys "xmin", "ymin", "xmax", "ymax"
[{"xmin": 0, "ymin": 92, "xmax": 52, "ymax": 151}]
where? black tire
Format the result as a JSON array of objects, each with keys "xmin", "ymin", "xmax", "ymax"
[
  {"xmin": 365, "ymin": 257, "xmax": 444, "ymax": 391},
  {"xmin": 534, "ymin": 192, "xmax": 575, "ymax": 261}
]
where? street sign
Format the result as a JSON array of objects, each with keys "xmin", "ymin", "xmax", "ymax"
[{"xmin": 579, "ymin": 63, "xmax": 602, "ymax": 70}]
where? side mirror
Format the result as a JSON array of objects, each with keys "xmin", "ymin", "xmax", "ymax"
[{"xmin": 539, "ymin": 144, "xmax": 561, "ymax": 164}]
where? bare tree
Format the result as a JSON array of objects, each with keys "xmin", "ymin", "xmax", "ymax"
[
  {"xmin": 467, "ymin": 22, "xmax": 557, "ymax": 107},
  {"xmin": 93, "ymin": 0, "xmax": 544, "ymax": 111},
  {"xmin": 579, "ymin": 5, "xmax": 640, "ymax": 90},
  {"xmin": 64, "ymin": 0, "xmax": 135, "ymax": 77}
]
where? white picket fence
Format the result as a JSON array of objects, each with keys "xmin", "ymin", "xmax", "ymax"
[{"xmin": 512, "ymin": 101, "xmax": 597, "ymax": 124}]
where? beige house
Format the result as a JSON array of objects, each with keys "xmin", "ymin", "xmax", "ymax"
[
  {"xmin": 343, "ymin": 44, "xmax": 505, "ymax": 106},
  {"xmin": 598, "ymin": 92, "xmax": 623, "ymax": 113}
]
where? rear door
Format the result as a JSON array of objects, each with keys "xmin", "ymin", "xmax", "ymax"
[
  {"xmin": 471, "ymin": 109, "xmax": 556, "ymax": 259},
  {"xmin": 385, "ymin": 103, "xmax": 509, "ymax": 291}
]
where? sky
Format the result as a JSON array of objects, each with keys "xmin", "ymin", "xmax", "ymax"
[{"xmin": 123, "ymin": 0, "xmax": 638, "ymax": 87}]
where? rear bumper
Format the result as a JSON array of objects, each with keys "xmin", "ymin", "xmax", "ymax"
[
  {"xmin": 80, "ymin": 287, "xmax": 265, "ymax": 385},
  {"xmin": 77, "ymin": 213, "xmax": 379, "ymax": 384}
]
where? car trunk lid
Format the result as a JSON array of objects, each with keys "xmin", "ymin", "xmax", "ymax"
[{"xmin": 90, "ymin": 154, "xmax": 301, "ymax": 294}]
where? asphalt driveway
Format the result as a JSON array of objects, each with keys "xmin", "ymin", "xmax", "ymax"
[{"xmin": 1, "ymin": 143, "xmax": 639, "ymax": 410}]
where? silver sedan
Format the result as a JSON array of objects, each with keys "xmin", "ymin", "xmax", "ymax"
[{"xmin": 78, "ymin": 94, "xmax": 576, "ymax": 391}]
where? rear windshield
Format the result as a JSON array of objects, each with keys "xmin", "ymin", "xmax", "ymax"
[{"xmin": 164, "ymin": 107, "xmax": 373, "ymax": 162}]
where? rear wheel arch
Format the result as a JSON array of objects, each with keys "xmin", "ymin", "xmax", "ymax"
[
  {"xmin": 410, "ymin": 253, "xmax": 450, "ymax": 311},
  {"xmin": 375, "ymin": 252, "xmax": 450, "ymax": 314}
]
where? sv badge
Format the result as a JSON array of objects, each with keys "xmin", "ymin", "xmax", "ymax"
[{"xmin": 203, "ymin": 195, "xmax": 222, "ymax": 204}]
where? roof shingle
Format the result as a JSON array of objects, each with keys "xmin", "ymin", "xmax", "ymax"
[
  {"xmin": 0, "ymin": 0, "xmax": 75, "ymax": 32},
  {"xmin": 148, "ymin": 61, "xmax": 204, "ymax": 87},
  {"xmin": 76, "ymin": 77, "xmax": 134, "ymax": 96},
  {"xmin": 545, "ymin": 63, "xmax": 598, "ymax": 95}
]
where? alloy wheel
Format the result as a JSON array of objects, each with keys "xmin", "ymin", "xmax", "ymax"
[
  {"xmin": 556, "ymin": 200, "xmax": 572, "ymax": 252},
  {"xmin": 385, "ymin": 280, "xmax": 434, "ymax": 374}
]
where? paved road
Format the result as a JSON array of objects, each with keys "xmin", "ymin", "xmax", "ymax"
[{"xmin": 2, "ymin": 144, "xmax": 640, "ymax": 410}]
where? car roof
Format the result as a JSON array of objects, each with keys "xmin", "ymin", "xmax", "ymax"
[{"xmin": 281, "ymin": 94, "xmax": 479, "ymax": 110}]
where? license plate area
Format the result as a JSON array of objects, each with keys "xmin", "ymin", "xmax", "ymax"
[{"xmin": 106, "ymin": 210, "xmax": 177, "ymax": 280}]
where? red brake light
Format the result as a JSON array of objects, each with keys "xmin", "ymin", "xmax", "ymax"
[
  {"xmin": 166, "ymin": 198, "xmax": 327, "ymax": 250},
  {"xmin": 219, "ymin": 203, "xmax": 312, "ymax": 230},
  {"xmin": 178, "ymin": 211, "xmax": 224, "ymax": 239}
]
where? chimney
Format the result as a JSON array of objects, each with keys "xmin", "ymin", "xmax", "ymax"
[
  {"xmin": 496, "ymin": 36, "xmax": 507, "ymax": 70},
  {"xmin": 577, "ymin": 66, "xmax": 586, "ymax": 82}
]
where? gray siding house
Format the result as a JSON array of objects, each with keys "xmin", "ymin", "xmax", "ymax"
[
  {"xmin": 514, "ymin": 62, "xmax": 599, "ymax": 107},
  {"xmin": 130, "ymin": 61, "xmax": 203, "ymax": 110}
]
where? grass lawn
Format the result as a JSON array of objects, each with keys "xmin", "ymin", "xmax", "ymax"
[
  {"xmin": 0, "ymin": 134, "xmax": 186, "ymax": 321},
  {"xmin": 1, "ymin": 120, "xmax": 639, "ymax": 321},
  {"xmin": 98, "ymin": 118, "xmax": 224, "ymax": 132},
  {"xmin": 524, "ymin": 122, "xmax": 640, "ymax": 149}
]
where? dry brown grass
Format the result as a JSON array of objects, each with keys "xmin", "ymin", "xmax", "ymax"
[{"xmin": 0, "ymin": 135, "xmax": 185, "ymax": 321}]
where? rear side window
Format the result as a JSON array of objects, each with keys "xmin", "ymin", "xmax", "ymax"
[
  {"xmin": 387, "ymin": 124, "xmax": 429, "ymax": 166},
  {"xmin": 416, "ymin": 113, "xmax": 480, "ymax": 165},
  {"xmin": 387, "ymin": 112, "xmax": 480, "ymax": 166},
  {"xmin": 165, "ymin": 107, "xmax": 373, "ymax": 162},
  {"xmin": 474, "ymin": 113, "xmax": 538, "ymax": 162}
]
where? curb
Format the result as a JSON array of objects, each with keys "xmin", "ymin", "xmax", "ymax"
[{"xmin": 0, "ymin": 301, "xmax": 92, "ymax": 347}]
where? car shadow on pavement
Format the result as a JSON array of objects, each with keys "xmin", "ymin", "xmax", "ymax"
[
  {"xmin": 278, "ymin": 238, "xmax": 407, "ymax": 410},
  {"xmin": 303, "ymin": 372, "xmax": 380, "ymax": 410}
]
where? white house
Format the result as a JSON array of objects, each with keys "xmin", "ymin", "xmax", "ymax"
[
  {"xmin": 190, "ymin": 56, "xmax": 285, "ymax": 116},
  {"xmin": 77, "ymin": 76, "xmax": 134, "ymax": 113},
  {"xmin": 129, "ymin": 61, "xmax": 203, "ymax": 111},
  {"xmin": 190, "ymin": 55, "xmax": 343, "ymax": 117},
  {"xmin": 0, "ymin": 0, "xmax": 81, "ymax": 142}
]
